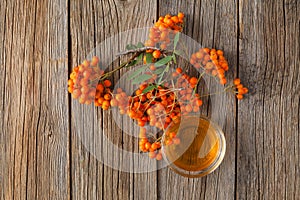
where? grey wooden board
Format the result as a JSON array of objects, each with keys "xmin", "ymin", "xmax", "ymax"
[{"xmin": 0, "ymin": 0, "xmax": 299, "ymax": 199}]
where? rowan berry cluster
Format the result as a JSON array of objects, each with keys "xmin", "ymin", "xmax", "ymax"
[
  {"xmin": 233, "ymin": 78, "xmax": 248, "ymax": 99},
  {"xmin": 145, "ymin": 12, "xmax": 184, "ymax": 58},
  {"xmin": 68, "ymin": 56, "xmax": 103, "ymax": 104},
  {"xmin": 190, "ymin": 48, "xmax": 229, "ymax": 85},
  {"xmin": 68, "ymin": 12, "xmax": 249, "ymax": 161},
  {"xmin": 68, "ymin": 56, "xmax": 115, "ymax": 110}
]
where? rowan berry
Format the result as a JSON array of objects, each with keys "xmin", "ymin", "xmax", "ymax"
[
  {"xmin": 149, "ymin": 152, "xmax": 156, "ymax": 159},
  {"xmin": 176, "ymin": 67, "xmax": 182, "ymax": 74},
  {"xmin": 236, "ymin": 94, "xmax": 243, "ymax": 100},
  {"xmin": 156, "ymin": 153, "xmax": 162, "ymax": 160},
  {"xmin": 220, "ymin": 78, "xmax": 227, "ymax": 85},
  {"xmin": 91, "ymin": 56, "xmax": 99, "ymax": 66},
  {"xmin": 152, "ymin": 50, "xmax": 161, "ymax": 59},
  {"xmin": 196, "ymin": 99, "xmax": 203, "ymax": 107},
  {"xmin": 189, "ymin": 77, "xmax": 198, "ymax": 85},
  {"xmin": 110, "ymin": 99, "xmax": 118, "ymax": 107},
  {"xmin": 173, "ymin": 137, "xmax": 181, "ymax": 145},
  {"xmin": 178, "ymin": 12, "xmax": 184, "ymax": 19},
  {"xmin": 103, "ymin": 80, "xmax": 112, "ymax": 87},
  {"xmin": 233, "ymin": 78, "xmax": 241, "ymax": 85}
]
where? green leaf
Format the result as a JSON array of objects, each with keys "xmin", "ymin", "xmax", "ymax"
[
  {"xmin": 136, "ymin": 42, "xmax": 144, "ymax": 48},
  {"xmin": 137, "ymin": 53, "xmax": 143, "ymax": 63},
  {"xmin": 172, "ymin": 54, "xmax": 177, "ymax": 64},
  {"xmin": 142, "ymin": 85, "xmax": 156, "ymax": 93},
  {"xmin": 132, "ymin": 74, "xmax": 152, "ymax": 84},
  {"xmin": 128, "ymin": 65, "xmax": 149, "ymax": 80},
  {"xmin": 173, "ymin": 32, "xmax": 180, "ymax": 49},
  {"xmin": 126, "ymin": 60, "xmax": 137, "ymax": 67},
  {"xmin": 154, "ymin": 56, "xmax": 173, "ymax": 67},
  {"xmin": 152, "ymin": 67, "xmax": 165, "ymax": 75},
  {"xmin": 126, "ymin": 44, "xmax": 137, "ymax": 50},
  {"xmin": 165, "ymin": 65, "xmax": 169, "ymax": 72},
  {"xmin": 145, "ymin": 53, "xmax": 153, "ymax": 64}
]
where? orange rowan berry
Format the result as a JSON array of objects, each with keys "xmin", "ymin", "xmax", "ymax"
[
  {"xmin": 189, "ymin": 77, "xmax": 198, "ymax": 85},
  {"xmin": 156, "ymin": 153, "xmax": 162, "ymax": 160},
  {"xmin": 98, "ymin": 97, "xmax": 105, "ymax": 104},
  {"xmin": 145, "ymin": 142, "xmax": 151, "ymax": 150},
  {"xmin": 68, "ymin": 79, "xmax": 74, "ymax": 86},
  {"xmin": 81, "ymin": 86, "xmax": 90, "ymax": 94},
  {"xmin": 236, "ymin": 94, "xmax": 243, "ymax": 100},
  {"xmin": 196, "ymin": 99, "xmax": 203, "ymax": 107},
  {"xmin": 102, "ymin": 100, "xmax": 110, "ymax": 108},
  {"xmin": 203, "ymin": 48, "xmax": 210, "ymax": 54},
  {"xmin": 138, "ymin": 121, "xmax": 146, "ymax": 127},
  {"xmin": 185, "ymin": 104, "xmax": 193, "ymax": 112},
  {"xmin": 151, "ymin": 143, "xmax": 158, "ymax": 150},
  {"xmin": 176, "ymin": 67, "xmax": 182, "ymax": 74},
  {"xmin": 91, "ymin": 56, "xmax": 99, "ymax": 66},
  {"xmin": 83, "ymin": 70, "xmax": 91, "ymax": 78},
  {"xmin": 238, "ymin": 88, "xmax": 245, "ymax": 94},
  {"xmin": 169, "ymin": 132, "xmax": 176, "ymax": 139},
  {"xmin": 165, "ymin": 18, "xmax": 173, "ymax": 26},
  {"xmin": 216, "ymin": 50, "xmax": 223, "ymax": 56},
  {"xmin": 97, "ymin": 83, "xmax": 104, "ymax": 91},
  {"xmin": 149, "ymin": 64, "xmax": 156, "ymax": 71},
  {"xmin": 236, "ymin": 84, "xmax": 243, "ymax": 89},
  {"xmin": 173, "ymin": 137, "xmax": 181, "ymax": 145},
  {"xmin": 152, "ymin": 50, "xmax": 161, "ymax": 59},
  {"xmin": 149, "ymin": 152, "xmax": 156, "ymax": 159},
  {"xmin": 178, "ymin": 12, "xmax": 184, "ymax": 19},
  {"xmin": 68, "ymin": 87, "xmax": 74, "ymax": 93},
  {"xmin": 104, "ymin": 94, "xmax": 111, "ymax": 100},
  {"xmin": 234, "ymin": 78, "xmax": 241, "ymax": 85},
  {"xmin": 103, "ymin": 80, "xmax": 112, "ymax": 87},
  {"xmin": 72, "ymin": 89, "xmax": 81, "ymax": 99},
  {"xmin": 110, "ymin": 99, "xmax": 118, "ymax": 107},
  {"xmin": 82, "ymin": 60, "xmax": 90, "ymax": 68},
  {"xmin": 78, "ymin": 65, "xmax": 85, "ymax": 73},
  {"xmin": 135, "ymin": 89, "xmax": 142, "ymax": 96},
  {"xmin": 139, "ymin": 131, "xmax": 146, "ymax": 139},
  {"xmin": 243, "ymin": 87, "xmax": 249, "ymax": 94},
  {"xmin": 79, "ymin": 96, "xmax": 86, "ymax": 104},
  {"xmin": 220, "ymin": 78, "xmax": 227, "ymax": 85},
  {"xmin": 171, "ymin": 16, "xmax": 179, "ymax": 23},
  {"xmin": 128, "ymin": 110, "xmax": 136, "ymax": 118}
]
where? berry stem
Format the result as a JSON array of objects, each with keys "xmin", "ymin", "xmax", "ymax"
[{"xmin": 116, "ymin": 47, "xmax": 164, "ymax": 56}]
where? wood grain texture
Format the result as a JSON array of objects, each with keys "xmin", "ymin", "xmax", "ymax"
[
  {"xmin": 0, "ymin": 0, "xmax": 70, "ymax": 199},
  {"xmin": 70, "ymin": 0, "xmax": 157, "ymax": 199},
  {"xmin": 237, "ymin": 0, "xmax": 300, "ymax": 199},
  {"xmin": 0, "ymin": 0, "xmax": 299, "ymax": 199},
  {"xmin": 158, "ymin": 0, "xmax": 238, "ymax": 199}
]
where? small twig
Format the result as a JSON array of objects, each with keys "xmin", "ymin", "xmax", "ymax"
[
  {"xmin": 116, "ymin": 47, "xmax": 164, "ymax": 56},
  {"xmin": 89, "ymin": 52, "xmax": 141, "ymax": 83}
]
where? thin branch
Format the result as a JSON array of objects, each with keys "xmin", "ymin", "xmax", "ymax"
[{"xmin": 116, "ymin": 47, "xmax": 164, "ymax": 56}]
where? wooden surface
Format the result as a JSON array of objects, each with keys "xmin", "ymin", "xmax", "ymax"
[{"xmin": 0, "ymin": 0, "xmax": 299, "ymax": 199}]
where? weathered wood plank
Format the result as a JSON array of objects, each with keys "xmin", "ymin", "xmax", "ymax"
[
  {"xmin": 0, "ymin": 0, "xmax": 70, "ymax": 199},
  {"xmin": 237, "ymin": 0, "xmax": 300, "ymax": 199},
  {"xmin": 158, "ymin": 0, "xmax": 237, "ymax": 199},
  {"xmin": 70, "ymin": 0, "xmax": 157, "ymax": 199},
  {"xmin": 1, "ymin": 0, "xmax": 299, "ymax": 199}
]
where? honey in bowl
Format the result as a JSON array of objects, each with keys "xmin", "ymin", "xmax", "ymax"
[{"xmin": 162, "ymin": 116, "xmax": 226, "ymax": 178}]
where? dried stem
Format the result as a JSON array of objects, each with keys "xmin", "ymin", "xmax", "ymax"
[{"xmin": 116, "ymin": 47, "xmax": 163, "ymax": 56}]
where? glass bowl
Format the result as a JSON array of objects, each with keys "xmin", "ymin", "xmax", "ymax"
[{"xmin": 161, "ymin": 115, "xmax": 226, "ymax": 178}]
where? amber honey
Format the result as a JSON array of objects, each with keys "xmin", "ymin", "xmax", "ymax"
[{"xmin": 163, "ymin": 116, "xmax": 225, "ymax": 177}]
